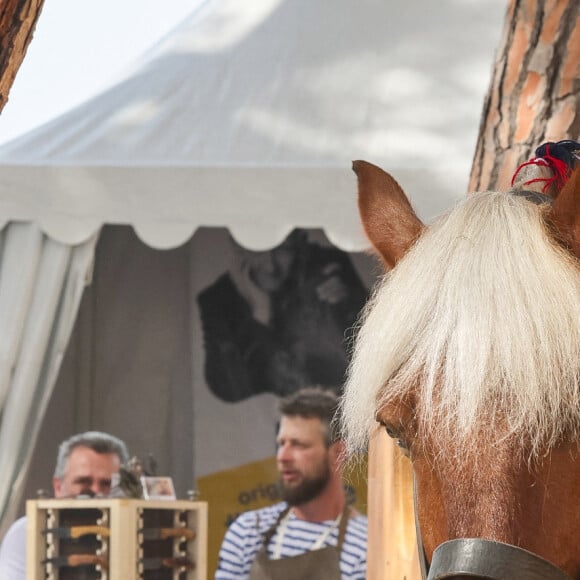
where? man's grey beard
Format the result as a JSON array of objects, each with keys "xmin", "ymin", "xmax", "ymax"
[{"xmin": 280, "ymin": 462, "xmax": 331, "ymax": 506}]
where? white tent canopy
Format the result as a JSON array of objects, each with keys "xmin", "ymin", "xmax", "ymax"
[
  {"xmin": 0, "ymin": 0, "xmax": 504, "ymax": 250},
  {"xmin": 0, "ymin": 0, "xmax": 505, "ymax": 545}
]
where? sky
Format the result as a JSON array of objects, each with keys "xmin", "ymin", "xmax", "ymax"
[{"xmin": 0, "ymin": 0, "xmax": 203, "ymax": 145}]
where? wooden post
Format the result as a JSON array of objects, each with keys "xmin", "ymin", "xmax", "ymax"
[{"xmin": 367, "ymin": 426, "xmax": 421, "ymax": 580}]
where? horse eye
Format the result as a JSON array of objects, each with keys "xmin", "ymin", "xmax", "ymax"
[
  {"xmin": 384, "ymin": 424, "xmax": 396, "ymax": 438},
  {"xmin": 382, "ymin": 423, "xmax": 403, "ymax": 443},
  {"xmin": 395, "ymin": 438, "xmax": 408, "ymax": 451},
  {"xmin": 380, "ymin": 422, "xmax": 409, "ymax": 452}
]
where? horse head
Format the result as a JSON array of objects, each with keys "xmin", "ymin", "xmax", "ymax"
[{"xmin": 341, "ymin": 142, "xmax": 580, "ymax": 579}]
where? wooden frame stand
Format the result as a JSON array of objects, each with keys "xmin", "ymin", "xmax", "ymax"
[{"xmin": 26, "ymin": 498, "xmax": 208, "ymax": 580}]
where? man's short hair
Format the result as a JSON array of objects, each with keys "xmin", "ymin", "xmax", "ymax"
[
  {"xmin": 279, "ymin": 387, "xmax": 341, "ymax": 446},
  {"xmin": 54, "ymin": 431, "xmax": 129, "ymax": 480}
]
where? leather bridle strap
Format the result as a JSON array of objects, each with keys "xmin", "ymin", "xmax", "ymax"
[
  {"xmin": 413, "ymin": 476, "xmax": 430, "ymax": 580},
  {"xmin": 509, "ymin": 188, "xmax": 554, "ymax": 205},
  {"xmin": 428, "ymin": 538, "xmax": 572, "ymax": 580}
]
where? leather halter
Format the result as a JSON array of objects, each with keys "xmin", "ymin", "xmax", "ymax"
[
  {"xmin": 509, "ymin": 188, "xmax": 554, "ymax": 206},
  {"xmin": 427, "ymin": 539, "xmax": 572, "ymax": 580},
  {"xmin": 413, "ymin": 478, "xmax": 572, "ymax": 580}
]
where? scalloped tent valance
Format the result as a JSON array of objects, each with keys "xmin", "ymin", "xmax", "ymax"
[{"xmin": 0, "ymin": 0, "xmax": 504, "ymax": 250}]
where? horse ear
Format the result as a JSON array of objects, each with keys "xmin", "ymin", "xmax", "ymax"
[
  {"xmin": 353, "ymin": 160, "xmax": 424, "ymax": 269},
  {"xmin": 550, "ymin": 166, "xmax": 580, "ymax": 258}
]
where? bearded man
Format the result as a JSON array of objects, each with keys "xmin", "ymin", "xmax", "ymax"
[{"xmin": 215, "ymin": 388, "xmax": 367, "ymax": 580}]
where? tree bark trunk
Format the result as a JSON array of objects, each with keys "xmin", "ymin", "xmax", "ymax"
[
  {"xmin": 469, "ymin": 0, "xmax": 580, "ymax": 192},
  {"xmin": 0, "ymin": 0, "xmax": 46, "ymax": 116}
]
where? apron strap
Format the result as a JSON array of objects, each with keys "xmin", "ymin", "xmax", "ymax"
[
  {"xmin": 335, "ymin": 504, "xmax": 351, "ymax": 551},
  {"xmin": 261, "ymin": 503, "xmax": 352, "ymax": 558},
  {"xmin": 261, "ymin": 507, "xmax": 291, "ymax": 553}
]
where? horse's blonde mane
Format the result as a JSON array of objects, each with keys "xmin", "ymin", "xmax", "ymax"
[{"xmin": 341, "ymin": 191, "xmax": 580, "ymax": 460}]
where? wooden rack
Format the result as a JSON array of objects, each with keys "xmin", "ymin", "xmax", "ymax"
[{"xmin": 26, "ymin": 498, "xmax": 207, "ymax": 580}]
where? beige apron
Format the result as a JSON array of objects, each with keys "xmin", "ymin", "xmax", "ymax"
[{"xmin": 248, "ymin": 506, "xmax": 349, "ymax": 580}]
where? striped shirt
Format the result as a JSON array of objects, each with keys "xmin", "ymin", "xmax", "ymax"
[{"xmin": 215, "ymin": 502, "xmax": 367, "ymax": 579}]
